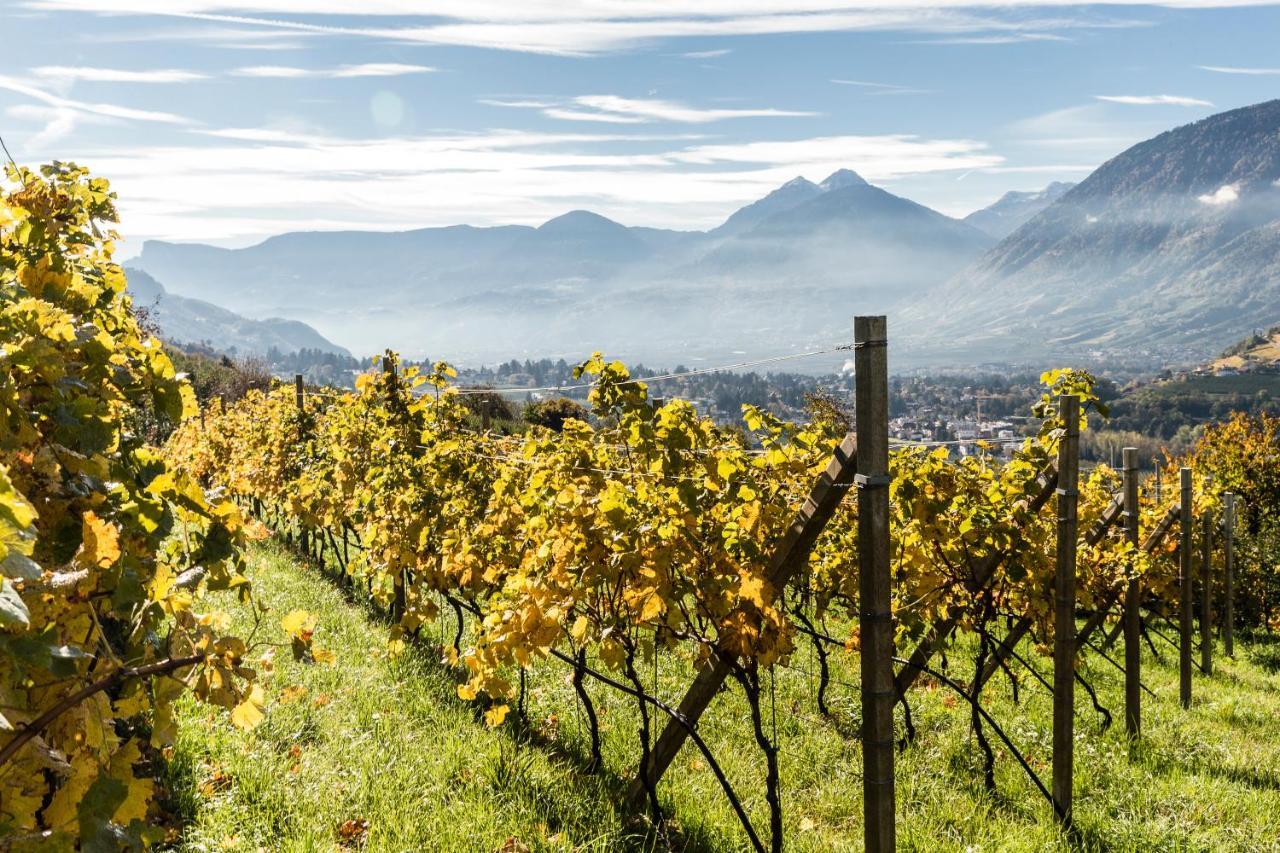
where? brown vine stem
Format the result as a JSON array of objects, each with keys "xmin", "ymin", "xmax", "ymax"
[{"xmin": 0, "ymin": 653, "xmax": 206, "ymax": 768}]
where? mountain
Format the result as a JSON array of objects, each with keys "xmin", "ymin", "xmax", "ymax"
[
  {"xmin": 712, "ymin": 177, "xmax": 823, "ymax": 236},
  {"xmin": 129, "ymin": 169, "xmax": 991, "ymax": 363},
  {"xmin": 914, "ymin": 99, "xmax": 1280, "ymax": 362},
  {"xmin": 686, "ymin": 169, "xmax": 991, "ymax": 291},
  {"xmin": 126, "ymin": 268, "xmax": 350, "ymax": 357},
  {"xmin": 963, "ymin": 182, "xmax": 1076, "ymax": 239}
]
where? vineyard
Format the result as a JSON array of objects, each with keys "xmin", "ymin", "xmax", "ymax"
[{"xmin": 5, "ymin": 164, "xmax": 1280, "ymax": 850}]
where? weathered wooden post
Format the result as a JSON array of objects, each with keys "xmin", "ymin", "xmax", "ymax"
[
  {"xmin": 382, "ymin": 359, "xmax": 407, "ymax": 621},
  {"xmin": 854, "ymin": 315, "xmax": 895, "ymax": 853},
  {"xmin": 295, "ymin": 374, "xmax": 308, "ymax": 555},
  {"xmin": 1180, "ymin": 467, "xmax": 1193, "ymax": 708},
  {"xmin": 481, "ymin": 399, "xmax": 492, "ymax": 432},
  {"xmin": 1053, "ymin": 394, "xmax": 1080, "ymax": 822},
  {"xmin": 1200, "ymin": 475, "xmax": 1214, "ymax": 675},
  {"xmin": 1224, "ymin": 492, "xmax": 1236, "ymax": 658},
  {"xmin": 1122, "ymin": 447, "xmax": 1141, "ymax": 738}
]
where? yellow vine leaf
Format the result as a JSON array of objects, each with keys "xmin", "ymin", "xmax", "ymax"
[
  {"xmin": 230, "ymin": 684, "xmax": 266, "ymax": 730},
  {"xmin": 281, "ymin": 610, "xmax": 315, "ymax": 638},
  {"xmin": 739, "ymin": 572, "xmax": 769, "ymax": 608},
  {"xmin": 79, "ymin": 511, "xmax": 121, "ymax": 568},
  {"xmin": 484, "ymin": 704, "xmax": 510, "ymax": 727}
]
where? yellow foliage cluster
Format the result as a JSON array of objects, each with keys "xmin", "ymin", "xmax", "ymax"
[{"xmin": 0, "ymin": 163, "xmax": 314, "ymax": 847}]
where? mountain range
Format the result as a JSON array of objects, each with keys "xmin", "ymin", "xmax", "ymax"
[
  {"xmin": 126, "ymin": 268, "xmax": 349, "ymax": 357},
  {"xmin": 129, "ymin": 168, "xmax": 993, "ymax": 365},
  {"xmin": 128, "ymin": 98, "xmax": 1280, "ymax": 369},
  {"xmin": 913, "ymin": 99, "xmax": 1280, "ymax": 362}
]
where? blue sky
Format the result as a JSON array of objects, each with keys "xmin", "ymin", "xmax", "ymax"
[{"xmin": 2, "ymin": 1, "xmax": 1279, "ymax": 250}]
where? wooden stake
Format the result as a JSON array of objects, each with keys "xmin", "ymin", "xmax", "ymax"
[
  {"xmin": 1179, "ymin": 467, "xmax": 1193, "ymax": 709},
  {"xmin": 295, "ymin": 373, "xmax": 304, "ymax": 411},
  {"xmin": 1052, "ymin": 394, "xmax": 1080, "ymax": 823},
  {"xmin": 854, "ymin": 316, "xmax": 895, "ymax": 853},
  {"xmin": 1200, "ymin": 475, "xmax": 1214, "ymax": 675},
  {"xmin": 1122, "ymin": 447, "xmax": 1141, "ymax": 738},
  {"xmin": 1224, "ymin": 492, "xmax": 1236, "ymax": 658}
]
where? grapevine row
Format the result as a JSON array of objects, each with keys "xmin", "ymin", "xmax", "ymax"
[{"xmin": 164, "ymin": 343, "xmax": 1258, "ymax": 848}]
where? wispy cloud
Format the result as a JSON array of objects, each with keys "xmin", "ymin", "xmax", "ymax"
[
  {"xmin": 1007, "ymin": 103, "xmax": 1171, "ymax": 160},
  {"xmin": 1198, "ymin": 183, "xmax": 1239, "ymax": 205},
  {"xmin": 1198, "ymin": 65, "xmax": 1280, "ymax": 75},
  {"xmin": 831, "ymin": 79, "xmax": 930, "ymax": 94},
  {"xmin": 232, "ymin": 63, "xmax": 437, "ymax": 78},
  {"xmin": 1094, "ymin": 94, "xmax": 1213, "ymax": 106},
  {"xmin": 0, "ymin": 75, "xmax": 194, "ymax": 124},
  {"xmin": 32, "ymin": 66, "xmax": 208, "ymax": 83},
  {"xmin": 577, "ymin": 95, "xmax": 815, "ymax": 122},
  {"xmin": 29, "ymin": 2, "xmax": 1150, "ymax": 56},
  {"xmin": 908, "ymin": 32, "xmax": 1072, "ymax": 45},
  {"xmin": 541, "ymin": 108, "xmax": 649, "ymax": 124},
  {"xmin": 681, "ymin": 48, "xmax": 731, "ymax": 58},
  {"xmin": 1, "ymin": 74, "xmax": 195, "ymax": 150},
  {"xmin": 488, "ymin": 94, "xmax": 816, "ymax": 124}
]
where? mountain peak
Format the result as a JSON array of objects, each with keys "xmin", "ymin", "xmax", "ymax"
[
  {"xmin": 537, "ymin": 209, "xmax": 627, "ymax": 234},
  {"xmin": 820, "ymin": 169, "xmax": 869, "ymax": 191},
  {"xmin": 781, "ymin": 176, "xmax": 820, "ymax": 191}
]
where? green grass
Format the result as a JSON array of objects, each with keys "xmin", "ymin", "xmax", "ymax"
[{"xmin": 166, "ymin": 541, "xmax": 1280, "ymax": 852}]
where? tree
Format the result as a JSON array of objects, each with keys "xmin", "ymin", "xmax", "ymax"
[{"xmin": 524, "ymin": 397, "xmax": 589, "ymax": 432}]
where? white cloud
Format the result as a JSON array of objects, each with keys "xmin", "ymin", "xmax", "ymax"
[
  {"xmin": 32, "ymin": 66, "xmax": 208, "ymax": 83},
  {"xmin": 831, "ymin": 78, "xmax": 929, "ymax": 94},
  {"xmin": 541, "ymin": 107, "xmax": 650, "ymax": 124},
  {"xmin": 489, "ymin": 94, "xmax": 816, "ymax": 124},
  {"xmin": 0, "ymin": 75, "xmax": 194, "ymax": 125},
  {"xmin": 1094, "ymin": 94, "xmax": 1213, "ymax": 106},
  {"xmin": 232, "ymin": 63, "xmax": 436, "ymax": 78},
  {"xmin": 27, "ymin": 2, "xmax": 1156, "ymax": 56},
  {"xmin": 908, "ymin": 32, "xmax": 1072, "ymax": 44},
  {"xmin": 1198, "ymin": 65, "xmax": 1280, "ymax": 75},
  {"xmin": 576, "ymin": 95, "xmax": 816, "ymax": 122},
  {"xmin": 1198, "ymin": 183, "xmax": 1239, "ymax": 206},
  {"xmin": 681, "ymin": 48, "xmax": 731, "ymax": 58},
  {"xmin": 5, "ymin": 104, "xmax": 110, "ymax": 147},
  {"xmin": 24, "ymin": 126, "xmax": 1002, "ymax": 242}
]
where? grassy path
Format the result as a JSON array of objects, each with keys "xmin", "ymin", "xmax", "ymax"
[{"xmin": 167, "ymin": 541, "xmax": 1280, "ymax": 851}]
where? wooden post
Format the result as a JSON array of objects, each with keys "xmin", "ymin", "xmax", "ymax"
[
  {"xmin": 294, "ymin": 374, "xmax": 308, "ymax": 554},
  {"xmin": 854, "ymin": 316, "xmax": 894, "ymax": 853},
  {"xmin": 1200, "ymin": 476, "xmax": 1214, "ymax": 675},
  {"xmin": 1155, "ymin": 466, "xmax": 1162, "ymax": 506},
  {"xmin": 1052, "ymin": 395, "xmax": 1080, "ymax": 823},
  {"xmin": 481, "ymin": 399, "xmax": 492, "ymax": 432},
  {"xmin": 1122, "ymin": 447, "xmax": 1141, "ymax": 738},
  {"xmin": 1179, "ymin": 467, "xmax": 1193, "ymax": 709},
  {"xmin": 1224, "ymin": 492, "xmax": 1236, "ymax": 658}
]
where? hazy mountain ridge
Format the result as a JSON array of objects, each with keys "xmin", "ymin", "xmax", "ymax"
[
  {"xmin": 913, "ymin": 99, "xmax": 1280, "ymax": 361},
  {"xmin": 131, "ymin": 169, "xmax": 990, "ymax": 363},
  {"xmin": 125, "ymin": 268, "xmax": 350, "ymax": 357},
  {"xmin": 963, "ymin": 181, "xmax": 1076, "ymax": 239}
]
